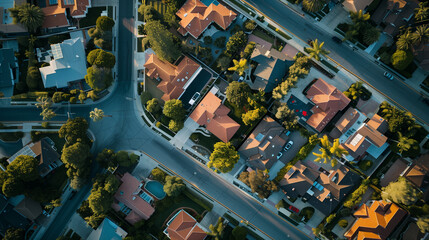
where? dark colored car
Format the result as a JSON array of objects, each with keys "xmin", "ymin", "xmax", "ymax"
[
  {"xmin": 289, "ymin": 205, "xmax": 300, "ymax": 213},
  {"xmin": 332, "ymin": 36, "xmax": 342, "ymax": 44}
]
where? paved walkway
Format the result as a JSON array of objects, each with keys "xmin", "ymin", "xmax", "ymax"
[{"xmin": 170, "ymin": 118, "xmax": 200, "ymax": 148}]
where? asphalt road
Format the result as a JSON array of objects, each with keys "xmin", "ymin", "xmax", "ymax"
[
  {"xmin": 0, "ymin": 1, "xmax": 311, "ymax": 240},
  {"xmin": 244, "ymin": 0, "xmax": 429, "ymax": 124}
]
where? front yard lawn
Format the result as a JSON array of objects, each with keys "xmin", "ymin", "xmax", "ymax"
[
  {"xmin": 299, "ymin": 207, "xmax": 315, "ymax": 222},
  {"xmin": 190, "ymin": 133, "xmax": 220, "ymax": 152},
  {"xmin": 358, "ymin": 159, "xmax": 373, "ymax": 171},
  {"xmin": 79, "ymin": 7, "xmax": 105, "ymax": 28}
]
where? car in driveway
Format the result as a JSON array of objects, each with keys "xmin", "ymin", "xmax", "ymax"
[
  {"xmin": 284, "ymin": 140, "xmax": 294, "ymax": 151},
  {"xmin": 289, "ymin": 205, "xmax": 300, "ymax": 213},
  {"xmin": 384, "ymin": 71, "xmax": 394, "ymax": 80},
  {"xmin": 188, "ymin": 92, "xmax": 200, "ymax": 106},
  {"xmin": 332, "ymin": 36, "xmax": 342, "ymax": 44},
  {"xmin": 277, "ymin": 152, "xmax": 283, "ymax": 159}
]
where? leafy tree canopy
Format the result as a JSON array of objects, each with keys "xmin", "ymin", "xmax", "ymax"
[
  {"xmin": 208, "ymin": 142, "xmax": 239, "ymax": 173},
  {"xmin": 96, "ymin": 16, "xmax": 115, "ymax": 32},
  {"xmin": 381, "ymin": 177, "xmax": 420, "ymax": 205},
  {"xmin": 163, "ymin": 99, "xmax": 185, "ymax": 120},
  {"xmin": 163, "ymin": 175, "xmax": 186, "ymax": 197},
  {"xmin": 87, "ymin": 49, "xmax": 116, "ymax": 68}
]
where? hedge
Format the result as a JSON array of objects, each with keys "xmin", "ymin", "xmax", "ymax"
[
  {"xmin": 11, "ymin": 91, "xmax": 49, "ymax": 101},
  {"xmin": 343, "ymin": 179, "xmax": 369, "ymax": 209}
]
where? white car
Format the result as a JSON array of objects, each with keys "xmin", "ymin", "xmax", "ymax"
[
  {"xmin": 284, "ymin": 140, "xmax": 294, "ymax": 151},
  {"xmin": 189, "ymin": 92, "xmax": 200, "ymax": 106}
]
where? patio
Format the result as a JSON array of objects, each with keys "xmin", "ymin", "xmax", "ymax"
[{"xmin": 287, "ymin": 94, "xmax": 314, "ymax": 121}]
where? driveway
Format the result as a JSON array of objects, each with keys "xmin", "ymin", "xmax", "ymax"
[{"xmin": 279, "ymin": 131, "xmax": 308, "ymax": 164}]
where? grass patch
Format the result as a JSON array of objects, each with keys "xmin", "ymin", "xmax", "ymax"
[
  {"xmin": 320, "ymin": 59, "xmax": 339, "ymax": 73},
  {"xmin": 137, "ymin": 37, "xmax": 144, "ymax": 52},
  {"xmin": 299, "ymin": 207, "xmax": 314, "ymax": 222},
  {"xmin": 108, "ymin": 6, "xmax": 113, "ymax": 18},
  {"xmin": 228, "ymin": 0, "xmax": 255, "ymax": 16},
  {"xmin": 183, "ymin": 189, "xmax": 213, "ymax": 211},
  {"xmin": 223, "ymin": 213, "xmax": 239, "ymax": 226},
  {"xmin": 358, "ymin": 159, "xmax": 373, "ymax": 171},
  {"xmin": 267, "ymin": 24, "xmax": 291, "ymax": 40},
  {"xmin": 30, "ymin": 131, "xmax": 66, "ymax": 154},
  {"xmin": 158, "ymin": 124, "xmax": 175, "ymax": 137},
  {"xmin": 46, "ymin": 165, "xmax": 68, "ymax": 192},
  {"xmin": 252, "ymin": 27, "xmax": 275, "ymax": 44},
  {"xmin": 79, "ymin": 7, "xmax": 105, "ymax": 28},
  {"xmin": 146, "ymin": 0, "xmax": 167, "ymax": 14},
  {"xmin": 278, "ymin": 211, "xmax": 299, "ymax": 226},
  {"xmin": 190, "ymin": 133, "xmax": 220, "ymax": 152},
  {"xmin": 0, "ymin": 132, "xmax": 23, "ymax": 142}
]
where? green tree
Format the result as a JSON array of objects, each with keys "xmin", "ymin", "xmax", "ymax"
[
  {"xmin": 350, "ymin": 10, "xmax": 370, "ymax": 24},
  {"xmin": 3, "ymin": 228, "xmax": 25, "ymax": 240},
  {"xmin": 238, "ymin": 170, "xmax": 278, "ymax": 199},
  {"xmin": 313, "ymin": 136, "xmax": 348, "ymax": 167},
  {"xmin": 417, "ymin": 216, "xmax": 429, "ymax": 233},
  {"xmin": 70, "ymin": 176, "xmax": 85, "ymax": 190},
  {"xmin": 209, "ymin": 142, "xmax": 240, "ymax": 173},
  {"xmin": 90, "ymin": 108, "xmax": 107, "ymax": 122},
  {"xmin": 391, "ymin": 50, "xmax": 413, "ymax": 71},
  {"xmin": 87, "ymin": 49, "xmax": 116, "ymax": 68},
  {"xmin": 306, "ymin": 39, "xmax": 330, "ymax": 61},
  {"xmin": 363, "ymin": 26, "xmax": 380, "ymax": 45},
  {"xmin": 7, "ymin": 155, "xmax": 40, "ymax": 182},
  {"xmin": 244, "ymin": 20, "xmax": 256, "ymax": 32},
  {"xmin": 88, "ymin": 27, "xmax": 112, "ymax": 50},
  {"xmin": 396, "ymin": 31, "xmax": 415, "ymax": 50},
  {"xmin": 96, "ymin": 16, "xmax": 115, "ymax": 31},
  {"xmin": 96, "ymin": 149, "xmax": 116, "ymax": 168},
  {"xmin": 326, "ymin": 213, "xmax": 336, "ymax": 223},
  {"xmin": 412, "ymin": 25, "xmax": 429, "ymax": 45},
  {"xmin": 225, "ymin": 31, "xmax": 248, "ymax": 56},
  {"xmin": 242, "ymin": 106, "xmax": 266, "ymax": 126},
  {"xmin": 225, "ymin": 81, "xmax": 251, "ymax": 107},
  {"xmin": 302, "ymin": 0, "xmax": 326, "ymax": 13},
  {"xmin": 415, "ymin": 2, "xmax": 429, "ymax": 21},
  {"xmin": 26, "ymin": 66, "xmax": 42, "ymax": 90},
  {"xmin": 217, "ymin": 56, "xmax": 230, "ymax": 72},
  {"xmin": 59, "ymin": 117, "xmax": 89, "ymax": 144},
  {"xmin": 151, "ymin": 168, "xmax": 167, "ymax": 183},
  {"xmin": 381, "ymin": 177, "xmax": 420, "ymax": 205},
  {"xmin": 168, "ymin": 119, "xmax": 184, "ymax": 132},
  {"xmin": 78, "ymin": 91, "xmax": 86, "ymax": 103},
  {"xmin": 275, "ymin": 103, "xmax": 298, "ymax": 130},
  {"xmin": 61, "ymin": 142, "xmax": 91, "ymax": 170},
  {"xmin": 145, "ymin": 20, "xmax": 180, "ymax": 62},
  {"xmin": 228, "ymin": 58, "xmax": 248, "ymax": 76},
  {"xmin": 208, "ymin": 217, "xmax": 225, "ymax": 240},
  {"xmin": 146, "ymin": 98, "xmax": 161, "ymax": 114},
  {"xmin": 232, "ymin": 226, "xmax": 247, "ymax": 240},
  {"xmin": 9, "ymin": 3, "xmax": 44, "ymax": 32},
  {"xmin": 163, "ymin": 99, "xmax": 185, "ymax": 120},
  {"xmin": 396, "ymin": 132, "xmax": 418, "ymax": 155},
  {"xmin": 163, "ymin": 176, "xmax": 186, "ymax": 197},
  {"xmin": 338, "ymin": 219, "xmax": 348, "ymax": 228},
  {"xmin": 85, "ymin": 66, "xmax": 113, "ymax": 91}
]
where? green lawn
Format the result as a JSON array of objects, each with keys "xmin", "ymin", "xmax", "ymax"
[
  {"xmin": 252, "ymin": 28, "xmax": 274, "ymax": 44},
  {"xmin": 31, "ymin": 131, "xmax": 66, "ymax": 154},
  {"xmin": 79, "ymin": 7, "xmax": 105, "ymax": 28},
  {"xmin": 46, "ymin": 165, "xmax": 68, "ymax": 192},
  {"xmin": 190, "ymin": 133, "xmax": 220, "ymax": 152},
  {"xmin": 145, "ymin": 0, "xmax": 167, "ymax": 14},
  {"xmin": 137, "ymin": 37, "xmax": 144, "ymax": 52}
]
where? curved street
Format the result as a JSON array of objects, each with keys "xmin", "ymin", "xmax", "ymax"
[{"xmin": 0, "ymin": 0, "xmax": 311, "ymax": 239}]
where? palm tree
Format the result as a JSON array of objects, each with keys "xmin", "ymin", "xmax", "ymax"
[
  {"xmin": 396, "ymin": 31, "xmax": 415, "ymax": 50},
  {"xmin": 35, "ymin": 96, "xmax": 52, "ymax": 110},
  {"xmin": 90, "ymin": 108, "xmax": 111, "ymax": 122},
  {"xmin": 330, "ymin": 139, "xmax": 348, "ymax": 158},
  {"xmin": 396, "ymin": 132, "xmax": 418, "ymax": 155},
  {"xmin": 313, "ymin": 148, "xmax": 333, "ymax": 165},
  {"xmin": 306, "ymin": 39, "xmax": 330, "ymax": 61},
  {"xmin": 313, "ymin": 136, "xmax": 348, "ymax": 167},
  {"xmin": 228, "ymin": 58, "xmax": 249, "ymax": 76},
  {"xmin": 415, "ymin": 2, "xmax": 429, "ymax": 22},
  {"xmin": 302, "ymin": 0, "xmax": 326, "ymax": 13},
  {"xmin": 412, "ymin": 25, "xmax": 429, "ymax": 45},
  {"xmin": 350, "ymin": 10, "xmax": 370, "ymax": 24},
  {"xmin": 10, "ymin": 4, "xmax": 45, "ymax": 33}
]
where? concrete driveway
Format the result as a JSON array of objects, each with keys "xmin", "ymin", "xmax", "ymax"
[{"xmin": 279, "ymin": 131, "xmax": 308, "ymax": 164}]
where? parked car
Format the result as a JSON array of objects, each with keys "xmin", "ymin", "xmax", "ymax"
[
  {"xmin": 332, "ymin": 36, "xmax": 342, "ymax": 44},
  {"xmin": 277, "ymin": 151, "xmax": 283, "ymax": 159},
  {"xmin": 284, "ymin": 140, "xmax": 294, "ymax": 151},
  {"xmin": 384, "ymin": 71, "xmax": 394, "ymax": 80},
  {"xmin": 289, "ymin": 205, "xmax": 300, "ymax": 213},
  {"xmin": 189, "ymin": 92, "xmax": 200, "ymax": 106},
  {"xmin": 285, "ymin": 130, "xmax": 291, "ymax": 136}
]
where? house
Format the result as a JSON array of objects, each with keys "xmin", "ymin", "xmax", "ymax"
[
  {"xmin": 144, "ymin": 54, "xmax": 201, "ymax": 102},
  {"xmin": 344, "ymin": 200, "xmax": 407, "ymax": 240},
  {"xmin": 239, "ymin": 116, "xmax": 287, "ymax": 171},
  {"xmin": 334, "ymin": 109, "xmax": 390, "ymax": 162},
  {"xmin": 111, "ymin": 173, "xmax": 156, "ymax": 225},
  {"xmin": 0, "ymin": 0, "xmax": 28, "ymax": 36},
  {"xmin": 164, "ymin": 209, "xmax": 207, "ymax": 240},
  {"xmin": 0, "ymin": 48, "xmax": 18, "ymax": 95},
  {"xmin": 413, "ymin": 43, "xmax": 429, "ymax": 72},
  {"xmin": 248, "ymin": 44, "xmax": 289, "ymax": 92},
  {"xmin": 13, "ymin": 198, "xmax": 42, "ymax": 222},
  {"xmin": 87, "ymin": 218, "xmax": 128, "ymax": 240},
  {"xmin": 176, "ymin": 0, "xmax": 237, "ymax": 39},
  {"xmin": 403, "ymin": 154, "xmax": 429, "ymax": 198},
  {"xmin": 380, "ymin": 158, "xmax": 408, "ymax": 187},
  {"xmin": 402, "ymin": 222, "xmax": 426, "ymax": 240},
  {"xmin": 41, "ymin": 0, "xmax": 91, "ymax": 29},
  {"xmin": 0, "ymin": 195, "xmax": 31, "ymax": 236},
  {"xmin": 7, "ymin": 138, "xmax": 62, "ymax": 178},
  {"xmin": 189, "ymin": 90, "xmax": 240, "ymax": 143},
  {"xmin": 343, "ymin": 0, "xmax": 374, "ymax": 12},
  {"xmin": 39, "ymin": 37, "xmax": 87, "ymax": 88},
  {"xmin": 305, "ymin": 79, "xmax": 351, "ymax": 132},
  {"xmin": 279, "ymin": 161, "xmax": 359, "ymax": 215},
  {"xmin": 371, "ymin": 0, "xmax": 419, "ymax": 37}
]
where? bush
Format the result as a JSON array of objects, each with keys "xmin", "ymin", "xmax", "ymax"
[
  {"xmin": 41, "ymin": 122, "xmax": 49, "ymax": 129},
  {"xmin": 340, "ymin": 208, "xmax": 351, "ymax": 217},
  {"xmin": 244, "ymin": 20, "xmax": 256, "ymax": 32},
  {"xmin": 391, "ymin": 50, "xmax": 413, "ymax": 71},
  {"xmin": 69, "ymin": 96, "xmax": 77, "ymax": 103},
  {"xmin": 214, "ymin": 36, "xmax": 226, "ymax": 48},
  {"xmin": 338, "ymin": 219, "xmax": 348, "ymax": 228},
  {"xmin": 358, "ymin": 159, "xmax": 373, "ymax": 171},
  {"xmin": 326, "ymin": 213, "xmax": 336, "ymax": 223},
  {"xmin": 203, "ymin": 36, "xmax": 212, "ymax": 45},
  {"xmin": 96, "ymin": 16, "xmax": 115, "ymax": 31}
]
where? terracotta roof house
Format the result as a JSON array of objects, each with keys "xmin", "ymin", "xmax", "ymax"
[
  {"xmin": 41, "ymin": 0, "xmax": 91, "ymax": 29},
  {"xmin": 14, "ymin": 198, "xmax": 42, "ymax": 222},
  {"xmin": 279, "ymin": 161, "xmax": 359, "ymax": 215},
  {"xmin": 403, "ymin": 154, "xmax": 429, "ymax": 193},
  {"xmin": 380, "ymin": 158, "xmax": 408, "ymax": 187},
  {"xmin": 176, "ymin": 0, "xmax": 237, "ymax": 39},
  {"xmin": 371, "ymin": 0, "xmax": 419, "ymax": 36},
  {"xmin": 111, "ymin": 173, "xmax": 157, "ymax": 225},
  {"xmin": 239, "ymin": 116, "xmax": 287, "ymax": 171},
  {"xmin": 305, "ymin": 79, "xmax": 351, "ymax": 132},
  {"xmin": 248, "ymin": 44, "xmax": 290, "ymax": 92},
  {"xmin": 189, "ymin": 91, "xmax": 240, "ymax": 142},
  {"xmin": 344, "ymin": 200, "xmax": 407, "ymax": 240},
  {"xmin": 343, "ymin": 0, "xmax": 374, "ymax": 12},
  {"xmin": 87, "ymin": 218, "xmax": 128, "ymax": 240},
  {"xmin": 39, "ymin": 37, "xmax": 87, "ymax": 88},
  {"xmin": 0, "ymin": 48, "xmax": 18, "ymax": 88},
  {"xmin": 338, "ymin": 113, "xmax": 389, "ymax": 162},
  {"xmin": 7, "ymin": 138, "xmax": 62, "ymax": 178},
  {"xmin": 164, "ymin": 209, "xmax": 207, "ymax": 240},
  {"xmin": 0, "ymin": 194, "xmax": 31, "ymax": 236},
  {"xmin": 144, "ymin": 54, "xmax": 201, "ymax": 102}
]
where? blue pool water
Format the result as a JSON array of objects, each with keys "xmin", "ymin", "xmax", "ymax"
[
  {"xmin": 201, "ymin": 0, "xmax": 219, "ymax": 6},
  {"xmin": 144, "ymin": 180, "xmax": 166, "ymax": 200}
]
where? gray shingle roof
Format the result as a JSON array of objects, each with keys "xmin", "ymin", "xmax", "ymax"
[{"xmin": 0, "ymin": 48, "xmax": 16, "ymax": 88}]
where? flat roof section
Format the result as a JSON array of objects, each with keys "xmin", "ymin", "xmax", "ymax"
[{"xmin": 180, "ymin": 69, "xmax": 212, "ymax": 109}]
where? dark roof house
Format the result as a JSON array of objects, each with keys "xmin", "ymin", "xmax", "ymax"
[
  {"xmin": 0, "ymin": 195, "xmax": 30, "ymax": 236},
  {"xmin": 249, "ymin": 44, "xmax": 289, "ymax": 92},
  {"xmin": 0, "ymin": 48, "xmax": 18, "ymax": 88},
  {"xmin": 14, "ymin": 198, "xmax": 42, "ymax": 222},
  {"xmin": 279, "ymin": 162, "xmax": 359, "ymax": 215},
  {"xmin": 239, "ymin": 116, "xmax": 286, "ymax": 171}
]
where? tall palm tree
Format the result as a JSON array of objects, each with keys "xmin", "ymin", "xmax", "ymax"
[
  {"xmin": 10, "ymin": 4, "xmax": 45, "ymax": 33},
  {"xmin": 415, "ymin": 2, "xmax": 429, "ymax": 22},
  {"xmin": 302, "ymin": 0, "xmax": 326, "ymax": 13},
  {"xmin": 350, "ymin": 10, "xmax": 370, "ymax": 24},
  {"xmin": 396, "ymin": 31, "xmax": 415, "ymax": 50},
  {"xmin": 313, "ymin": 135, "xmax": 346, "ymax": 167},
  {"xmin": 396, "ymin": 132, "xmax": 418, "ymax": 155},
  {"xmin": 412, "ymin": 25, "xmax": 429, "ymax": 45},
  {"xmin": 90, "ymin": 108, "xmax": 110, "ymax": 122},
  {"xmin": 306, "ymin": 39, "xmax": 330, "ymax": 61},
  {"xmin": 228, "ymin": 58, "xmax": 249, "ymax": 76},
  {"xmin": 330, "ymin": 139, "xmax": 348, "ymax": 158}
]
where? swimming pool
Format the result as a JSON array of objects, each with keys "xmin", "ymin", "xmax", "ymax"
[{"xmin": 144, "ymin": 180, "xmax": 166, "ymax": 200}]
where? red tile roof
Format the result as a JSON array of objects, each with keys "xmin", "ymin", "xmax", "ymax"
[
  {"xmin": 42, "ymin": 0, "xmax": 90, "ymax": 29},
  {"xmin": 343, "ymin": 0, "xmax": 374, "ymax": 12},
  {"xmin": 166, "ymin": 210, "xmax": 207, "ymax": 240},
  {"xmin": 112, "ymin": 173, "xmax": 155, "ymax": 225},
  {"xmin": 176, "ymin": 0, "xmax": 237, "ymax": 38},
  {"xmin": 189, "ymin": 92, "xmax": 240, "ymax": 142},
  {"xmin": 306, "ymin": 79, "xmax": 350, "ymax": 132},
  {"xmin": 144, "ymin": 54, "xmax": 201, "ymax": 101},
  {"xmin": 344, "ymin": 200, "xmax": 407, "ymax": 240}
]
